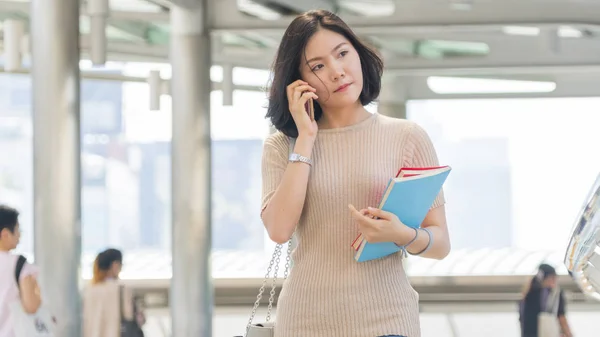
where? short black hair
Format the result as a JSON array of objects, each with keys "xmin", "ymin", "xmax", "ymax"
[
  {"xmin": 0, "ymin": 205, "xmax": 19, "ymax": 234},
  {"xmin": 97, "ymin": 248, "xmax": 123, "ymax": 270},
  {"xmin": 538, "ymin": 263, "xmax": 557, "ymax": 279},
  {"xmin": 266, "ymin": 9, "xmax": 384, "ymax": 138}
]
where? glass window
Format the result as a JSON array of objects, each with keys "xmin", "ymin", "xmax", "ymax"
[
  {"xmin": 232, "ymin": 67, "xmax": 271, "ymax": 87},
  {"xmin": 407, "ymin": 97, "xmax": 600, "ymax": 275},
  {"xmin": 79, "ymin": 63, "xmax": 273, "ymax": 279},
  {"xmin": 0, "ymin": 73, "xmax": 33, "ymax": 256},
  {"xmin": 211, "ymin": 89, "xmax": 273, "ymax": 278}
]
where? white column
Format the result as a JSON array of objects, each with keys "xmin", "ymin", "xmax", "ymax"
[
  {"xmin": 3, "ymin": 19, "xmax": 24, "ymax": 71},
  {"xmin": 31, "ymin": 0, "xmax": 81, "ymax": 336},
  {"xmin": 170, "ymin": 1, "xmax": 213, "ymax": 336},
  {"xmin": 148, "ymin": 70, "xmax": 162, "ymax": 111},
  {"xmin": 88, "ymin": 0, "xmax": 109, "ymax": 65},
  {"xmin": 222, "ymin": 64, "xmax": 234, "ymax": 106},
  {"xmin": 378, "ymin": 76, "xmax": 408, "ymax": 119}
]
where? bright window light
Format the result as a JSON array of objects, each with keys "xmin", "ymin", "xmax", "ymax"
[
  {"xmin": 427, "ymin": 77, "xmax": 557, "ymax": 94},
  {"xmin": 502, "ymin": 26, "xmax": 541, "ymax": 36}
]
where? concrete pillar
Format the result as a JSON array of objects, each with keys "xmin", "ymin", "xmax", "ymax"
[
  {"xmin": 31, "ymin": 0, "xmax": 81, "ymax": 336},
  {"xmin": 378, "ymin": 101, "xmax": 407, "ymax": 119},
  {"xmin": 378, "ymin": 76, "xmax": 408, "ymax": 119},
  {"xmin": 170, "ymin": 1, "xmax": 213, "ymax": 336}
]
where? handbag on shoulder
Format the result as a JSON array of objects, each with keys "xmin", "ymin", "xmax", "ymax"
[
  {"xmin": 235, "ymin": 136, "xmax": 296, "ymax": 337},
  {"xmin": 235, "ymin": 240, "xmax": 292, "ymax": 337},
  {"xmin": 119, "ymin": 286, "xmax": 145, "ymax": 337},
  {"xmin": 538, "ymin": 288, "xmax": 562, "ymax": 337},
  {"xmin": 10, "ymin": 255, "xmax": 57, "ymax": 337}
]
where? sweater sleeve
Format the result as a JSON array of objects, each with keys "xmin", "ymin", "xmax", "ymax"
[
  {"xmin": 261, "ymin": 133, "xmax": 290, "ymax": 214},
  {"xmin": 405, "ymin": 122, "xmax": 446, "ymax": 208}
]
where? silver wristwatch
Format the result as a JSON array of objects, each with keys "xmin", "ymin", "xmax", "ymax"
[{"xmin": 289, "ymin": 153, "xmax": 313, "ymax": 166}]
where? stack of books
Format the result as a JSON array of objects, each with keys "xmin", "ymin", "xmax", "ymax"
[{"xmin": 352, "ymin": 166, "xmax": 451, "ymax": 262}]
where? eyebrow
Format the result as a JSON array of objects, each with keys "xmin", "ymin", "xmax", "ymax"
[{"xmin": 305, "ymin": 42, "xmax": 348, "ymax": 64}]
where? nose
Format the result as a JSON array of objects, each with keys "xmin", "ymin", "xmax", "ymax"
[{"xmin": 331, "ymin": 63, "xmax": 345, "ymax": 82}]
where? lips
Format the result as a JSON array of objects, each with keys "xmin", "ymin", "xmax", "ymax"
[{"xmin": 334, "ymin": 83, "xmax": 352, "ymax": 92}]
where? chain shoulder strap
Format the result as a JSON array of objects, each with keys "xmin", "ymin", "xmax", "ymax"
[
  {"xmin": 245, "ymin": 136, "xmax": 297, "ymax": 335},
  {"xmin": 245, "ymin": 240, "xmax": 293, "ymax": 334}
]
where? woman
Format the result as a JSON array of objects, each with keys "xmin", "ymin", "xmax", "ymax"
[
  {"xmin": 0, "ymin": 205, "xmax": 42, "ymax": 337},
  {"xmin": 83, "ymin": 248, "xmax": 145, "ymax": 337},
  {"xmin": 519, "ymin": 264, "xmax": 573, "ymax": 337},
  {"xmin": 261, "ymin": 9, "xmax": 450, "ymax": 337}
]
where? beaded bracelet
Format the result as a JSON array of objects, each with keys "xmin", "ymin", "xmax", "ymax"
[{"xmin": 408, "ymin": 227, "xmax": 433, "ymax": 256}]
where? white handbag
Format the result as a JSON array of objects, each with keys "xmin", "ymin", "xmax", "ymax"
[
  {"xmin": 537, "ymin": 288, "xmax": 562, "ymax": 337},
  {"xmin": 237, "ymin": 240, "xmax": 292, "ymax": 337},
  {"xmin": 10, "ymin": 255, "xmax": 57, "ymax": 337},
  {"xmin": 9, "ymin": 302, "xmax": 56, "ymax": 337}
]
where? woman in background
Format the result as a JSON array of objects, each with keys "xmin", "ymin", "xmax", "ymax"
[
  {"xmin": 519, "ymin": 263, "xmax": 573, "ymax": 337},
  {"xmin": 83, "ymin": 248, "xmax": 145, "ymax": 337}
]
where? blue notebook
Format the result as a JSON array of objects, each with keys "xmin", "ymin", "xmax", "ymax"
[{"xmin": 353, "ymin": 166, "xmax": 451, "ymax": 262}]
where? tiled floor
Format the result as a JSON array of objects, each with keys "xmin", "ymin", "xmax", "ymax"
[{"xmin": 142, "ymin": 306, "xmax": 600, "ymax": 337}]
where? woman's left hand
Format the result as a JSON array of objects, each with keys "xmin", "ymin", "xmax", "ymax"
[{"xmin": 348, "ymin": 204, "xmax": 415, "ymax": 245}]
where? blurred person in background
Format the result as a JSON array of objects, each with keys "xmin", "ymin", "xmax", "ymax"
[
  {"xmin": 519, "ymin": 263, "xmax": 573, "ymax": 337},
  {"xmin": 0, "ymin": 205, "xmax": 42, "ymax": 337},
  {"xmin": 83, "ymin": 248, "xmax": 145, "ymax": 337}
]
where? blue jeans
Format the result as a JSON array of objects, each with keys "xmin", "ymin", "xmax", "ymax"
[{"xmin": 378, "ymin": 335, "xmax": 406, "ymax": 337}]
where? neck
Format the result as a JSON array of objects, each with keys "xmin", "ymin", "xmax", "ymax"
[
  {"xmin": 318, "ymin": 101, "xmax": 370, "ymax": 129},
  {"xmin": 0, "ymin": 244, "xmax": 11, "ymax": 252}
]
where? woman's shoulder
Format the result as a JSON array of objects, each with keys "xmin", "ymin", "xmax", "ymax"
[
  {"xmin": 84, "ymin": 279, "xmax": 123, "ymax": 294},
  {"xmin": 373, "ymin": 113, "xmax": 427, "ymax": 139},
  {"xmin": 374, "ymin": 113, "xmax": 415, "ymax": 129},
  {"xmin": 263, "ymin": 131, "xmax": 292, "ymax": 154}
]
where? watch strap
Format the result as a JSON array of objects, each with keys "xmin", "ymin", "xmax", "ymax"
[{"xmin": 289, "ymin": 153, "xmax": 312, "ymax": 166}]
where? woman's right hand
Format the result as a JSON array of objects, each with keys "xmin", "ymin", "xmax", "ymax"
[{"xmin": 287, "ymin": 80, "xmax": 319, "ymax": 138}]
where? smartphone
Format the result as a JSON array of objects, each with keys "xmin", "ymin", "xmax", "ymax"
[{"xmin": 305, "ymin": 98, "xmax": 314, "ymax": 121}]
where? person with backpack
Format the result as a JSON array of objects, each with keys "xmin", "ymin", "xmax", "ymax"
[
  {"xmin": 519, "ymin": 263, "xmax": 573, "ymax": 337},
  {"xmin": 0, "ymin": 205, "xmax": 42, "ymax": 337}
]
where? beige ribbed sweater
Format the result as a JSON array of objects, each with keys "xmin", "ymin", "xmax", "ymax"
[{"xmin": 261, "ymin": 113, "xmax": 445, "ymax": 337}]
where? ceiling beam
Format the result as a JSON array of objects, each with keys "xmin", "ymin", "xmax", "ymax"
[
  {"xmin": 79, "ymin": 37, "xmax": 273, "ymax": 69},
  {"xmin": 3, "ymin": 0, "xmax": 600, "ymax": 34},
  {"xmin": 388, "ymin": 64, "xmax": 600, "ymax": 77},
  {"xmin": 250, "ymin": 0, "xmax": 338, "ymax": 14},
  {"xmin": 0, "ymin": 1, "xmax": 171, "ymax": 22},
  {"xmin": 386, "ymin": 41, "xmax": 600, "ymax": 72},
  {"xmin": 144, "ymin": 0, "xmax": 201, "ymax": 10},
  {"xmin": 76, "ymin": 34, "xmax": 600, "ymax": 76},
  {"xmin": 402, "ymin": 73, "xmax": 600, "ymax": 100},
  {"xmin": 208, "ymin": 0, "xmax": 600, "ymax": 33},
  {"xmin": 0, "ymin": 66, "xmax": 260, "ymax": 92}
]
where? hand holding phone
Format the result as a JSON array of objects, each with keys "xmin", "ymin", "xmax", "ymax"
[{"xmin": 286, "ymin": 80, "xmax": 318, "ymax": 138}]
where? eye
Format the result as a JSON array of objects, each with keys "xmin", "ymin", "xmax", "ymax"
[
  {"xmin": 339, "ymin": 50, "xmax": 348, "ymax": 58},
  {"xmin": 311, "ymin": 64, "xmax": 324, "ymax": 71}
]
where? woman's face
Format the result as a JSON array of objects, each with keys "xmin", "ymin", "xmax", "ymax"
[
  {"xmin": 300, "ymin": 29, "xmax": 363, "ymax": 110},
  {"xmin": 543, "ymin": 275, "xmax": 558, "ymax": 288},
  {"xmin": 110, "ymin": 261, "xmax": 122, "ymax": 278}
]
